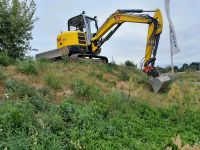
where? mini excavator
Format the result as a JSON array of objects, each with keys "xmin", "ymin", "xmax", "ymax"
[{"xmin": 36, "ymin": 9, "xmax": 171, "ymax": 92}]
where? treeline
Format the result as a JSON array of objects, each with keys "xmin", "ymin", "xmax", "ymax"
[{"xmin": 157, "ymin": 62, "xmax": 200, "ymax": 73}]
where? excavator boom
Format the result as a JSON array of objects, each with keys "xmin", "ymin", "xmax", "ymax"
[{"xmin": 91, "ymin": 9, "xmax": 162, "ymax": 68}]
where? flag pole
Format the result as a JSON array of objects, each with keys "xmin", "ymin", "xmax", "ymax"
[
  {"xmin": 165, "ymin": 0, "xmax": 180, "ymax": 75},
  {"xmin": 169, "ymin": 25, "xmax": 175, "ymax": 74}
]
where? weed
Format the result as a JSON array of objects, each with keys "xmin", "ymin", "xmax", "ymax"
[
  {"xmin": 96, "ymin": 73, "xmax": 104, "ymax": 81},
  {"xmin": 119, "ymin": 68, "xmax": 131, "ymax": 81},
  {"xmin": 125, "ymin": 60, "xmax": 137, "ymax": 68},
  {"xmin": 5, "ymin": 80, "xmax": 48, "ymax": 111},
  {"xmin": 0, "ymin": 53, "xmax": 12, "ymax": 66},
  {"xmin": 5, "ymin": 80, "xmax": 36, "ymax": 99},
  {"xmin": 16, "ymin": 60, "xmax": 38, "ymax": 75},
  {"xmin": 105, "ymin": 62, "xmax": 118, "ymax": 72},
  {"xmin": 0, "ymin": 100, "xmax": 34, "ymax": 130},
  {"xmin": 44, "ymin": 74, "xmax": 62, "ymax": 90},
  {"xmin": 0, "ymin": 69, "xmax": 7, "ymax": 83},
  {"xmin": 73, "ymin": 80, "xmax": 90, "ymax": 97}
]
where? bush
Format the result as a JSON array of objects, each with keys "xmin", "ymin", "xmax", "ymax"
[
  {"xmin": 125, "ymin": 60, "xmax": 137, "ymax": 68},
  {"xmin": 73, "ymin": 80, "xmax": 90, "ymax": 97},
  {"xmin": 105, "ymin": 62, "xmax": 118, "ymax": 73},
  {"xmin": 0, "ymin": 53, "xmax": 12, "ymax": 66},
  {"xmin": 44, "ymin": 74, "xmax": 62, "ymax": 90},
  {"xmin": 5, "ymin": 80, "xmax": 36, "ymax": 99},
  {"xmin": 5, "ymin": 80, "xmax": 50, "ymax": 112},
  {"xmin": 16, "ymin": 60, "xmax": 38, "ymax": 75},
  {"xmin": 72, "ymin": 80, "xmax": 101, "ymax": 100},
  {"xmin": 119, "ymin": 69, "xmax": 131, "ymax": 81},
  {"xmin": 0, "ymin": 100, "xmax": 34, "ymax": 130}
]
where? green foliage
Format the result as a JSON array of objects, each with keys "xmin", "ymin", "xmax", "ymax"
[
  {"xmin": 0, "ymin": 69, "xmax": 7, "ymax": 82},
  {"xmin": 16, "ymin": 60, "xmax": 38, "ymax": 75},
  {"xmin": 5, "ymin": 79, "xmax": 49, "ymax": 111},
  {"xmin": 5, "ymin": 79, "xmax": 35, "ymax": 99},
  {"xmin": 0, "ymin": 101, "xmax": 34, "ymax": 129},
  {"xmin": 125, "ymin": 60, "xmax": 137, "ymax": 68},
  {"xmin": 44, "ymin": 74, "xmax": 62, "ymax": 90},
  {"xmin": 96, "ymin": 72, "xmax": 104, "ymax": 81},
  {"xmin": 119, "ymin": 68, "xmax": 131, "ymax": 81},
  {"xmin": 73, "ymin": 80, "xmax": 90, "ymax": 97},
  {"xmin": 0, "ymin": 0, "xmax": 37, "ymax": 59},
  {"xmin": 73, "ymin": 80, "xmax": 101, "ymax": 100},
  {"xmin": 105, "ymin": 62, "xmax": 118, "ymax": 73},
  {"xmin": 0, "ymin": 53, "xmax": 12, "ymax": 66}
]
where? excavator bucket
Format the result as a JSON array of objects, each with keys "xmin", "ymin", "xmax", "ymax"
[{"xmin": 149, "ymin": 75, "xmax": 172, "ymax": 93}]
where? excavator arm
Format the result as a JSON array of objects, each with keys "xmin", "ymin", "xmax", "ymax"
[{"xmin": 90, "ymin": 9, "xmax": 163, "ymax": 78}]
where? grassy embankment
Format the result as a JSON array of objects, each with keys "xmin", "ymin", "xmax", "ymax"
[{"xmin": 0, "ymin": 58, "xmax": 200, "ymax": 150}]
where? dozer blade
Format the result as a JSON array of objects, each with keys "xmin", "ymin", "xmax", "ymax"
[{"xmin": 149, "ymin": 75, "xmax": 172, "ymax": 93}]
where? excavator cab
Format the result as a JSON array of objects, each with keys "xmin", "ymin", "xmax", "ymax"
[{"xmin": 68, "ymin": 13, "xmax": 99, "ymax": 46}]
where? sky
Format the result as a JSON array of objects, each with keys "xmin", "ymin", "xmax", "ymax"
[{"xmin": 31, "ymin": 0, "xmax": 200, "ymax": 67}]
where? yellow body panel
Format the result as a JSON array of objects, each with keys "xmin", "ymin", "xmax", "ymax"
[{"xmin": 57, "ymin": 31, "xmax": 86, "ymax": 49}]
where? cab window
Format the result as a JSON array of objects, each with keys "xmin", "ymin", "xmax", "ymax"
[{"xmin": 68, "ymin": 15, "xmax": 86, "ymax": 32}]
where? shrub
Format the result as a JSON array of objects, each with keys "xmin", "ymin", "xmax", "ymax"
[
  {"xmin": 44, "ymin": 74, "xmax": 62, "ymax": 90},
  {"xmin": 16, "ymin": 60, "xmax": 38, "ymax": 75},
  {"xmin": 125, "ymin": 60, "xmax": 137, "ymax": 68},
  {"xmin": 119, "ymin": 69, "xmax": 131, "ymax": 81},
  {"xmin": 29, "ymin": 94, "xmax": 48, "ymax": 112},
  {"xmin": 0, "ymin": 53, "xmax": 12, "ymax": 66},
  {"xmin": 105, "ymin": 62, "xmax": 118, "ymax": 73},
  {"xmin": 5, "ymin": 80, "xmax": 36, "ymax": 99},
  {"xmin": 0, "ymin": 101, "xmax": 34, "ymax": 130},
  {"xmin": 73, "ymin": 80, "xmax": 90, "ymax": 97},
  {"xmin": 46, "ymin": 113, "xmax": 66, "ymax": 133}
]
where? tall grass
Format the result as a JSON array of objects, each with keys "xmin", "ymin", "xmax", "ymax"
[
  {"xmin": 16, "ymin": 60, "xmax": 38, "ymax": 75},
  {"xmin": 44, "ymin": 73, "xmax": 63, "ymax": 90},
  {"xmin": 0, "ymin": 53, "xmax": 12, "ymax": 66}
]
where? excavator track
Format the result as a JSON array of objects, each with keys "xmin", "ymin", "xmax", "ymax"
[{"xmin": 70, "ymin": 54, "xmax": 108, "ymax": 64}]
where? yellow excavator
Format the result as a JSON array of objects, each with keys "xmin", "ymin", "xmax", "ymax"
[{"xmin": 36, "ymin": 9, "xmax": 171, "ymax": 92}]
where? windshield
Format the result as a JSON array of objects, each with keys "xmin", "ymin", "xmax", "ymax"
[
  {"xmin": 86, "ymin": 17, "xmax": 98, "ymax": 34},
  {"xmin": 68, "ymin": 15, "xmax": 86, "ymax": 31}
]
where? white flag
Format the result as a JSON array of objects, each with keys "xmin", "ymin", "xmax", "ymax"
[{"xmin": 165, "ymin": 0, "xmax": 180, "ymax": 56}]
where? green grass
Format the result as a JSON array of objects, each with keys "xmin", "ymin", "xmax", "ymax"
[
  {"xmin": 0, "ymin": 68, "xmax": 7, "ymax": 83},
  {"xmin": 0, "ymin": 61, "xmax": 199, "ymax": 149},
  {"xmin": 16, "ymin": 60, "xmax": 38, "ymax": 75},
  {"xmin": 0, "ymin": 53, "xmax": 12, "ymax": 66},
  {"xmin": 44, "ymin": 73, "xmax": 63, "ymax": 90}
]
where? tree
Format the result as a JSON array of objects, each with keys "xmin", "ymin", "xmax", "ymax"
[{"xmin": 0, "ymin": 0, "xmax": 37, "ymax": 59}]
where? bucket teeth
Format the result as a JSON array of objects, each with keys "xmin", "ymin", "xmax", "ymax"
[{"xmin": 149, "ymin": 75, "xmax": 171, "ymax": 93}]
